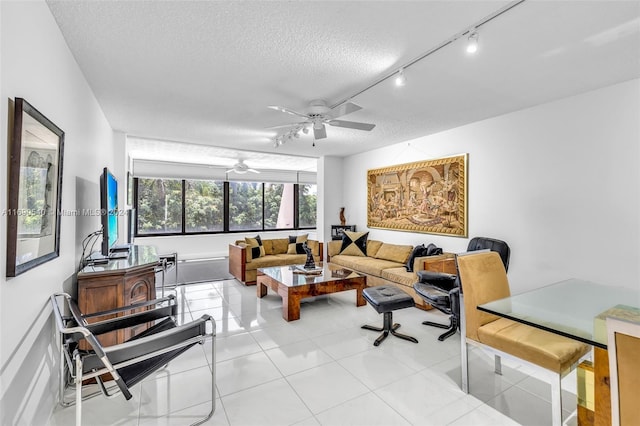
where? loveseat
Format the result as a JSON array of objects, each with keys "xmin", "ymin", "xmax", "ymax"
[
  {"xmin": 229, "ymin": 235, "xmax": 323, "ymax": 285},
  {"xmin": 327, "ymin": 239, "xmax": 453, "ymax": 310}
]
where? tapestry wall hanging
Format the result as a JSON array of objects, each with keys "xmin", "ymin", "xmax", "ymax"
[{"xmin": 367, "ymin": 154, "xmax": 468, "ymax": 237}]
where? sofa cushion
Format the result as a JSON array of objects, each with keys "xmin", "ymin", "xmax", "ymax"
[
  {"xmin": 374, "ymin": 243, "xmax": 413, "ymax": 264},
  {"xmin": 246, "ymin": 253, "xmax": 307, "ymax": 270},
  {"xmin": 245, "ymin": 236, "xmax": 265, "ymax": 261},
  {"xmin": 287, "ymin": 234, "xmax": 308, "ymax": 254},
  {"xmin": 367, "ymin": 240, "xmax": 383, "ymax": 258},
  {"xmin": 331, "ymin": 255, "xmax": 401, "ymax": 277},
  {"xmin": 381, "ymin": 267, "xmax": 419, "ymax": 287},
  {"xmin": 262, "ymin": 239, "xmax": 274, "ymax": 255},
  {"xmin": 339, "ymin": 231, "xmax": 369, "ymax": 257},
  {"xmin": 271, "ymin": 238, "xmax": 289, "ymax": 254}
]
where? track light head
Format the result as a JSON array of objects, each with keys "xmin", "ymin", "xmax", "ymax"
[
  {"xmin": 395, "ymin": 68, "xmax": 406, "ymax": 86},
  {"xmin": 466, "ymin": 31, "xmax": 479, "ymax": 54}
]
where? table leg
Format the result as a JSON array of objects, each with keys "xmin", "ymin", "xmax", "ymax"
[
  {"xmin": 283, "ymin": 293, "xmax": 301, "ymax": 321},
  {"xmin": 257, "ymin": 281, "xmax": 267, "ymax": 298},
  {"xmin": 356, "ymin": 286, "xmax": 366, "ymax": 307}
]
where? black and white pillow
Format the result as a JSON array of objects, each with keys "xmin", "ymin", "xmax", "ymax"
[
  {"xmin": 245, "ymin": 235, "xmax": 265, "ymax": 260},
  {"xmin": 339, "ymin": 231, "xmax": 369, "ymax": 257},
  {"xmin": 287, "ymin": 234, "xmax": 308, "ymax": 254}
]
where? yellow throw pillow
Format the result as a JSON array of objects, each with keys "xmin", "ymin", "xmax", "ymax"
[
  {"xmin": 374, "ymin": 243, "xmax": 413, "ymax": 264},
  {"xmin": 287, "ymin": 234, "xmax": 308, "ymax": 254},
  {"xmin": 339, "ymin": 231, "xmax": 369, "ymax": 257}
]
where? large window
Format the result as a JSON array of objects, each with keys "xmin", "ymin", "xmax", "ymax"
[
  {"xmin": 298, "ymin": 184, "xmax": 317, "ymax": 228},
  {"xmin": 135, "ymin": 178, "xmax": 315, "ymax": 236},
  {"xmin": 185, "ymin": 179, "xmax": 224, "ymax": 232},
  {"xmin": 229, "ymin": 181, "xmax": 263, "ymax": 231},
  {"xmin": 137, "ymin": 178, "xmax": 182, "ymax": 234}
]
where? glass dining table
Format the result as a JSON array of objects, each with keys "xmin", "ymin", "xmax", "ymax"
[
  {"xmin": 477, "ymin": 278, "xmax": 640, "ymax": 349},
  {"xmin": 476, "ymin": 278, "xmax": 640, "ymax": 425}
]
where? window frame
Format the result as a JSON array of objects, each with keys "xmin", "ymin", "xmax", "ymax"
[{"xmin": 133, "ymin": 177, "xmax": 316, "ymax": 237}]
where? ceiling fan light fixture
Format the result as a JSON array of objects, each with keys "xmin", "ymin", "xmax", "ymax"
[
  {"xmin": 466, "ymin": 31, "xmax": 479, "ymax": 54},
  {"xmin": 395, "ymin": 68, "xmax": 406, "ymax": 86}
]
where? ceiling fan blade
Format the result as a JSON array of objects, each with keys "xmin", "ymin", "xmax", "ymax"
[
  {"xmin": 329, "ymin": 102, "xmax": 362, "ymax": 118},
  {"xmin": 248, "ymin": 168, "xmax": 260, "ymax": 174},
  {"xmin": 313, "ymin": 124, "xmax": 327, "ymax": 140},
  {"xmin": 327, "ymin": 119, "xmax": 376, "ymax": 131},
  {"xmin": 267, "ymin": 105, "xmax": 310, "ymax": 119},
  {"xmin": 266, "ymin": 122, "xmax": 307, "ymax": 130},
  {"xmin": 226, "ymin": 168, "xmax": 235, "ymax": 173}
]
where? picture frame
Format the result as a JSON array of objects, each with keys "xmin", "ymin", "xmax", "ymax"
[
  {"xmin": 367, "ymin": 153, "xmax": 468, "ymax": 237},
  {"xmin": 6, "ymin": 98, "xmax": 65, "ymax": 277}
]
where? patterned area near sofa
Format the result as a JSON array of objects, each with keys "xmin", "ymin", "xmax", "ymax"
[
  {"xmin": 328, "ymin": 233, "xmax": 453, "ymax": 310},
  {"xmin": 229, "ymin": 235, "xmax": 323, "ymax": 285}
]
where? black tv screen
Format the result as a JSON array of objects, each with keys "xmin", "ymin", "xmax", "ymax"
[{"xmin": 100, "ymin": 167, "xmax": 118, "ymax": 256}]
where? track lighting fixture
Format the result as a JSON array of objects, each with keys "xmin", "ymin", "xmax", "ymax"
[
  {"xmin": 466, "ymin": 31, "xmax": 479, "ymax": 54},
  {"xmin": 395, "ymin": 68, "xmax": 406, "ymax": 87}
]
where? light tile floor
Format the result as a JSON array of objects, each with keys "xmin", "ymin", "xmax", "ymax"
[{"xmin": 50, "ymin": 279, "xmax": 588, "ymax": 426}]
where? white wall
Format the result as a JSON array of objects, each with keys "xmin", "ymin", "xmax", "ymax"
[
  {"xmin": 344, "ymin": 79, "xmax": 640, "ymax": 294},
  {"xmin": 0, "ymin": 2, "xmax": 115, "ymax": 424}
]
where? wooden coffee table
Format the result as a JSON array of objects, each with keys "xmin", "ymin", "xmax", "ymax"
[{"xmin": 257, "ymin": 263, "xmax": 366, "ymax": 321}]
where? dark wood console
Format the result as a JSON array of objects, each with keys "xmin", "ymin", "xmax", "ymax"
[{"xmin": 77, "ymin": 245, "xmax": 159, "ymax": 347}]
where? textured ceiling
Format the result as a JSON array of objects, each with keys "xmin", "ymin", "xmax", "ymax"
[{"xmin": 47, "ymin": 1, "xmax": 640, "ymax": 170}]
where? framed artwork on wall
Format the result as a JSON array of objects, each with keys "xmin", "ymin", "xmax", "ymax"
[
  {"xmin": 367, "ymin": 153, "xmax": 468, "ymax": 237},
  {"xmin": 6, "ymin": 98, "xmax": 65, "ymax": 277}
]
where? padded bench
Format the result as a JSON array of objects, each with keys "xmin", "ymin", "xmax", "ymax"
[{"xmin": 361, "ymin": 286, "xmax": 418, "ymax": 346}]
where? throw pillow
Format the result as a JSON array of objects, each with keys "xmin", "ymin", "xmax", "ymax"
[
  {"xmin": 405, "ymin": 244, "xmax": 429, "ymax": 272},
  {"xmin": 287, "ymin": 234, "xmax": 308, "ymax": 254},
  {"xmin": 245, "ymin": 235, "xmax": 265, "ymax": 261},
  {"xmin": 339, "ymin": 231, "xmax": 369, "ymax": 257},
  {"xmin": 374, "ymin": 243, "xmax": 413, "ymax": 264}
]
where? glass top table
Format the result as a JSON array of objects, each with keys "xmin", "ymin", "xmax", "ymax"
[
  {"xmin": 256, "ymin": 263, "xmax": 366, "ymax": 321},
  {"xmin": 477, "ymin": 278, "xmax": 640, "ymax": 349}
]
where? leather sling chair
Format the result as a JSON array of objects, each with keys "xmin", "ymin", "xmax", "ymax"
[
  {"xmin": 413, "ymin": 237, "xmax": 510, "ymax": 341},
  {"xmin": 457, "ymin": 252, "xmax": 590, "ymax": 426},
  {"xmin": 51, "ymin": 292, "xmax": 215, "ymax": 426}
]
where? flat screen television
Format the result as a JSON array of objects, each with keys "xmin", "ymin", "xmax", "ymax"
[{"xmin": 100, "ymin": 167, "xmax": 118, "ymax": 256}]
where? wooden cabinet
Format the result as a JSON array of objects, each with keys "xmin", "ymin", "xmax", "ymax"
[{"xmin": 77, "ymin": 245, "xmax": 159, "ymax": 346}]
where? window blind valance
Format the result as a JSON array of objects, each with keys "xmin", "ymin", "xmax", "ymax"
[{"xmin": 132, "ymin": 159, "xmax": 316, "ymax": 184}]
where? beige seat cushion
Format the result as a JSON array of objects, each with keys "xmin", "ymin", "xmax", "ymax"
[
  {"xmin": 330, "ymin": 255, "xmax": 401, "ymax": 277},
  {"xmin": 374, "ymin": 243, "xmax": 413, "ymax": 264},
  {"xmin": 381, "ymin": 267, "xmax": 418, "ymax": 286},
  {"xmin": 478, "ymin": 317, "xmax": 590, "ymax": 372},
  {"xmin": 245, "ymin": 254, "xmax": 306, "ymax": 270}
]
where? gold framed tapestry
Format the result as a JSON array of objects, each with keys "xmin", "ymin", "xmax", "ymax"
[{"xmin": 367, "ymin": 154, "xmax": 468, "ymax": 237}]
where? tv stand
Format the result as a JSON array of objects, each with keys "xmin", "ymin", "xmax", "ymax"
[{"xmin": 77, "ymin": 245, "xmax": 159, "ymax": 347}]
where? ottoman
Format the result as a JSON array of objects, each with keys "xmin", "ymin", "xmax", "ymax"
[{"xmin": 361, "ymin": 286, "xmax": 418, "ymax": 346}]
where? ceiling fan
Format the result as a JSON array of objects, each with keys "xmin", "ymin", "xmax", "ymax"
[
  {"xmin": 268, "ymin": 99, "xmax": 376, "ymax": 140},
  {"xmin": 226, "ymin": 159, "xmax": 260, "ymax": 174}
]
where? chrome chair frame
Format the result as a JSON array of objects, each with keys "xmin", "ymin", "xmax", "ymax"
[{"xmin": 51, "ymin": 292, "xmax": 215, "ymax": 426}]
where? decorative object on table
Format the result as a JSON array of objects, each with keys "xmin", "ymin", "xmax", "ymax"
[
  {"xmin": 331, "ymin": 224, "xmax": 356, "ymax": 240},
  {"xmin": 303, "ymin": 242, "xmax": 316, "ymax": 269},
  {"xmin": 367, "ymin": 153, "xmax": 467, "ymax": 237},
  {"xmin": 6, "ymin": 98, "xmax": 65, "ymax": 277},
  {"xmin": 339, "ymin": 207, "xmax": 346, "ymax": 225},
  {"xmin": 292, "ymin": 265, "xmax": 323, "ymax": 275}
]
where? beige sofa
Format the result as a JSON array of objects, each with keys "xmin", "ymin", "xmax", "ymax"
[
  {"xmin": 229, "ymin": 237, "xmax": 323, "ymax": 285},
  {"xmin": 328, "ymin": 239, "xmax": 454, "ymax": 310}
]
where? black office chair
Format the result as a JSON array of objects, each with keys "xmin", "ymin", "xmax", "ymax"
[
  {"xmin": 51, "ymin": 292, "xmax": 215, "ymax": 426},
  {"xmin": 413, "ymin": 237, "xmax": 510, "ymax": 341}
]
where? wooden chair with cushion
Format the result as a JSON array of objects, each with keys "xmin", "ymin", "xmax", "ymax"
[
  {"xmin": 457, "ymin": 251, "xmax": 591, "ymax": 426},
  {"xmin": 606, "ymin": 316, "xmax": 640, "ymax": 426}
]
